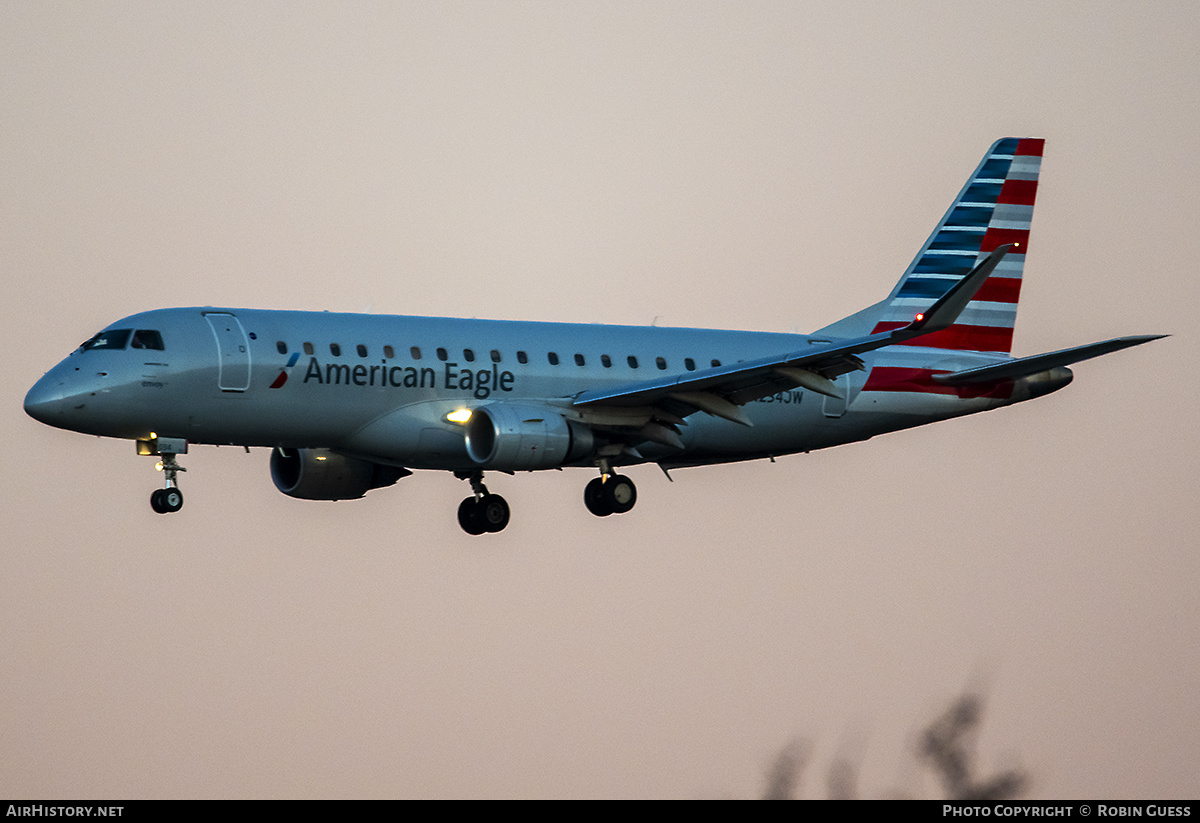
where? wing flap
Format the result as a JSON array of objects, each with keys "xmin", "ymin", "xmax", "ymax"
[{"xmin": 667, "ymin": 391, "xmax": 754, "ymax": 426}]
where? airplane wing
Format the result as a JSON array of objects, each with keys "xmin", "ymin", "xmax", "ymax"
[
  {"xmin": 573, "ymin": 244, "xmax": 1014, "ymax": 429},
  {"xmin": 932, "ymin": 334, "xmax": 1167, "ymax": 385}
]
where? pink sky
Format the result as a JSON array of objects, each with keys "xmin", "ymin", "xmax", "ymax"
[{"xmin": 3, "ymin": 1, "xmax": 1196, "ymax": 798}]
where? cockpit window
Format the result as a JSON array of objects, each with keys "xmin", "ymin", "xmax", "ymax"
[
  {"xmin": 80, "ymin": 329, "xmax": 131, "ymax": 351},
  {"xmin": 131, "ymin": 329, "xmax": 165, "ymax": 350}
]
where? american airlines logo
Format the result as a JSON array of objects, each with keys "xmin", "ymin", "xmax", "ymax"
[{"xmin": 269, "ymin": 352, "xmax": 301, "ymax": 388}]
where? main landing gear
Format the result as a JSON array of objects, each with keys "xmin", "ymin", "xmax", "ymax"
[
  {"xmin": 584, "ymin": 473, "xmax": 638, "ymax": 517},
  {"xmin": 150, "ymin": 452, "xmax": 186, "ymax": 514},
  {"xmin": 452, "ymin": 466, "xmax": 638, "ymax": 535},
  {"xmin": 455, "ymin": 471, "xmax": 511, "ymax": 535}
]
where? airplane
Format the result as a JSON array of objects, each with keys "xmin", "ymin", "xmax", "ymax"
[{"xmin": 24, "ymin": 138, "xmax": 1164, "ymax": 535}]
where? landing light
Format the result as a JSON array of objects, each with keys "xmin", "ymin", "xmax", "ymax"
[
  {"xmin": 915, "ymin": 313, "xmax": 925, "ymax": 322},
  {"xmin": 446, "ymin": 408, "xmax": 472, "ymax": 424}
]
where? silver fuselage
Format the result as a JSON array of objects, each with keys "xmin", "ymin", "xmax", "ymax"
[{"xmin": 25, "ymin": 306, "xmax": 1040, "ymax": 472}]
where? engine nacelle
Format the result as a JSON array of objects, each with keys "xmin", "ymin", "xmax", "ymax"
[
  {"xmin": 464, "ymin": 404, "xmax": 595, "ymax": 470},
  {"xmin": 270, "ymin": 447, "xmax": 407, "ymax": 500}
]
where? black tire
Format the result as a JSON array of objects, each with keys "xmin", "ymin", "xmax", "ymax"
[
  {"xmin": 150, "ymin": 489, "xmax": 166, "ymax": 514},
  {"xmin": 457, "ymin": 497, "xmax": 486, "ymax": 535},
  {"xmin": 603, "ymin": 474, "xmax": 637, "ymax": 514},
  {"xmin": 161, "ymin": 488, "xmax": 184, "ymax": 513},
  {"xmin": 478, "ymin": 494, "xmax": 510, "ymax": 533},
  {"xmin": 584, "ymin": 477, "xmax": 614, "ymax": 517}
]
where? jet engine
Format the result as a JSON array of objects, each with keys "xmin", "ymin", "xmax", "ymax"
[
  {"xmin": 270, "ymin": 447, "xmax": 408, "ymax": 500},
  {"xmin": 464, "ymin": 404, "xmax": 595, "ymax": 470}
]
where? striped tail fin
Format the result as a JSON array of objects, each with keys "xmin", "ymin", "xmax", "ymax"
[{"xmin": 870, "ymin": 137, "xmax": 1044, "ymax": 353}]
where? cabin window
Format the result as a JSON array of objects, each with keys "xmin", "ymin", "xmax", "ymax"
[
  {"xmin": 383, "ymin": 345, "xmax": 395, "ymax": 359},
  {"xmin": 656, "ymin": 356, "xmax": 667, "ymax": 370},
  {"xmin": 627, "ymin": 355, "xmax": 639, "ymax": 368},
  {"xmin": 490, "ymin": 349, "xmax": 502, "ymax": 363},
  {"xmin": 548, "ymin": 352, "xmax": 559, "ymax": 366},
  {"xmin": 437, "ymin": 347, "xmax": 448, "ymax": 361},
  {"xmin": 303, "ymin": 342, "xmax": 314, "ymax": 355},
  {"xmin": 574, "ymin": 353, "xmax": 586, "ymax": 366},
  {"xmin": 410, "ymin": 346, "xmax": 421, "ymax": 360},
  {"xmin": 131, "ymin": 330, "xmax": 165, "ymax": 351},
  {"xmin": 517, "ymin": 351, "xmax": 528, "ymax": 364},
  {"xmin": 685, "ymin": 358, "xmax": 695, "ymax": 371},
  {"xmin": 275, "ymin": 341, "xmax": 288, "ymax": 355},
  {"xmin": 80, "ymin": 329, "xmax": 131, "ymax": 351},
  {"xmin": 463, "ymin": 349, "xmax": 475, "ymax": 362},
  {"xmin": 357, "ymin": 344, "xmax": 368, "ymax": 358},
  {"xmin": 711, "ymin": 359, "xmax": 721, "ymax": 368},
  {"xmin": 330, "ymin": 343, "xmax": 341, "ymax": 357},
  {"xmin": 601, "ymin": 354, "xmax": 612, "ymax": 368}
]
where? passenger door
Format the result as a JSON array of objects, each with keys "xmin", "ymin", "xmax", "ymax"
[{"xmin": 204, "ymin": 312, "xmax": 251, "ymax": 391}]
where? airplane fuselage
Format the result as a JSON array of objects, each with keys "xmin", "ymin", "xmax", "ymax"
[{"xmin": 27, "ymin": 306, "xmax": 1021, "ymax": 471}]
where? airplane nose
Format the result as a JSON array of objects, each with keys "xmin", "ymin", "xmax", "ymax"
[{"xmin": 24, "ymin": 374, "xmax": 71, "ymax": 425}]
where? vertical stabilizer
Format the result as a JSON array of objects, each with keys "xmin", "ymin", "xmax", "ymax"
[{"xmin": 867, "ymin": 137, "xmax": 1044, "ymax": 353}]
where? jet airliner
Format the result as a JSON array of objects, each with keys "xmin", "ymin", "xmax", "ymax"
[{"xmin": 24, "ymin": 139, "xmax": 1163, "ymax": 534}]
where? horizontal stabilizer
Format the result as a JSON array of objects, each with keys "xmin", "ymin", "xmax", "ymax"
[{"xmin": 933, "ymin": 335, "xmax": 1167, "ymax": 385}]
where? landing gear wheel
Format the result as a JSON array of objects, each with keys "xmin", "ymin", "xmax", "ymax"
[
  {"xmin": 477, "ymin": 493, "xmax": 510, "ymax": 533},
  {"xmin": 584, "ymin": 477, "xmax": 614, "ymax": 517},
  {"xmin": 454, "ymin": 471, "xmax": 510, "ymax": 535},
  {"xmin": 585, "ymin": 475, "xmax": 637, "ymax": 516},
  {"xmin": 151, "ymin": 488, "xmax": 184, "ymax": 514},
  {"xmin": 457, "ymin": 497, "xmax": 486, "ymax": 535},
  {"xmin": 603, "ymin": 474, "xmax": 637, "ymax": 514},
  {"xmin": 161, "ymin": 488, "xmax": 184, "ymax": 513}
]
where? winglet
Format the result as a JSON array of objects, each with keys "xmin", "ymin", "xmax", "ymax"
[{"xmin": 900, "ymin": 244, "xmax": 1012, "ymax": 338}]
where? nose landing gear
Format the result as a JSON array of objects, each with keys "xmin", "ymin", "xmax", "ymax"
[
  {"xmin": 455, "ymin": 470, "xmax": 510, "ymax": 535},
  {"xmin": 138, "ymin": 437, "xmax": 188, "ymax": 515},
  {"xmin": 149, "ymin": 452, "xmax": 186, "ymax": 514}
]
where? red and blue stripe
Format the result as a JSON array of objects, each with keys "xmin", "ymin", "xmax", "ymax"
[{"xmin": 868, "ymin": 138, "xmax": 1044, "ymax": 357}]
